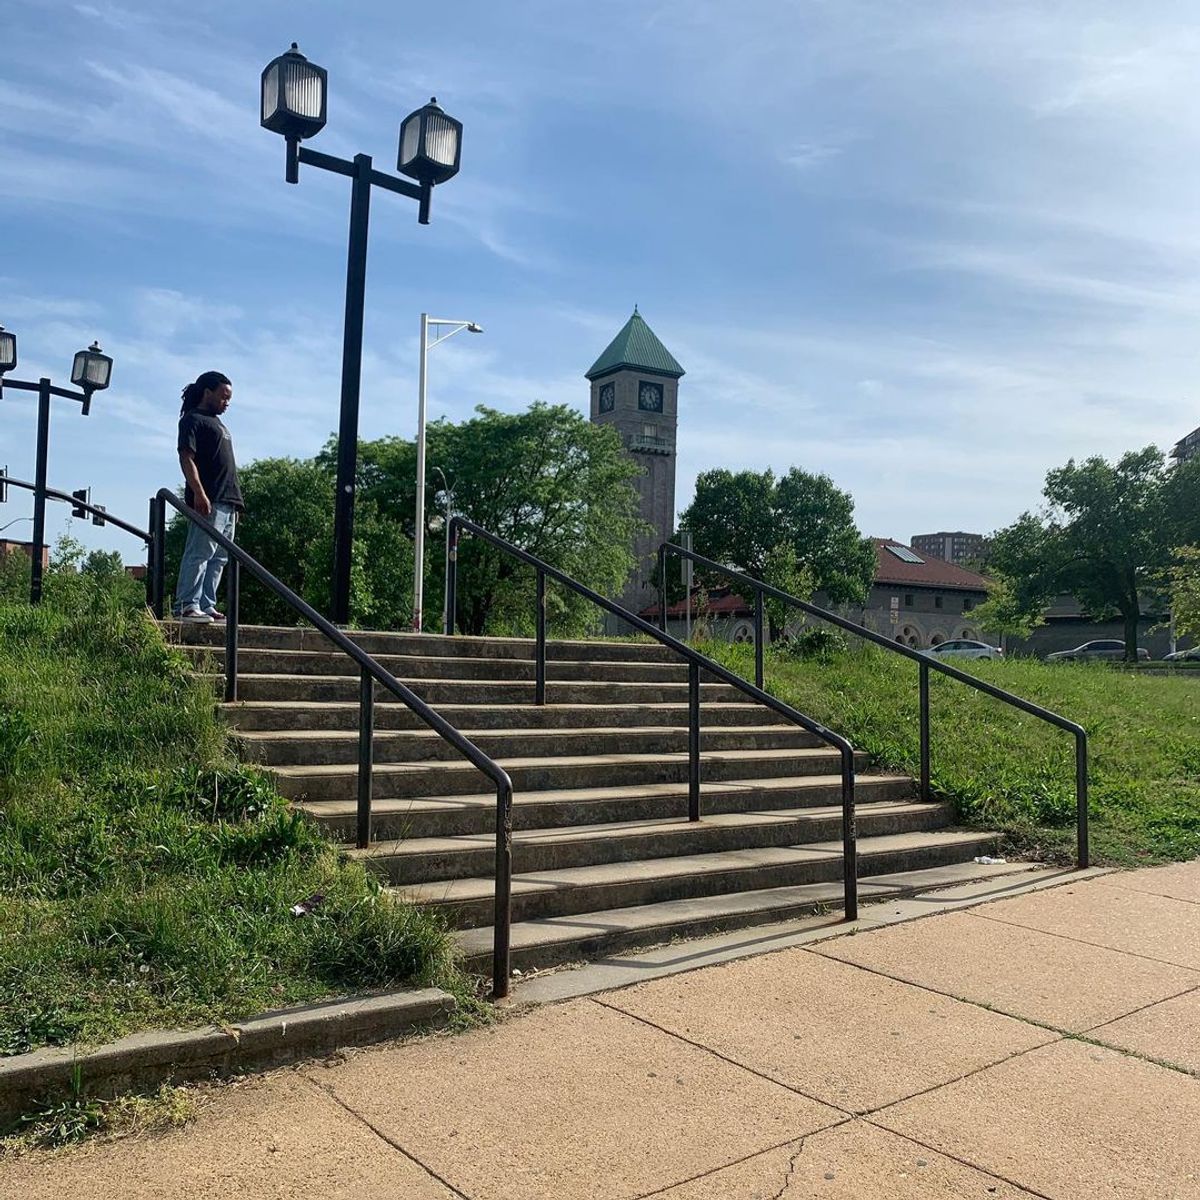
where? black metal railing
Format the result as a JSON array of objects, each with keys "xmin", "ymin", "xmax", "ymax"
[
  {"xmin": 150, "ymin": 490, "xmax": 518, "ymax": 997},
  {"xmin": 0, "ymin": 472, "xmax": 153, "ymax": 606},
  {"xmin": 445, "ymin": 516, "xmax": 860, "ymax": 919},
  {"xmin": 658, "ymin": 542, "xmax": 1089, "ymax": 868}
]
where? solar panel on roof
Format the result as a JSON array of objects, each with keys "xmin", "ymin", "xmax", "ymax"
[{"xmin": 885, "ymin": 545, "xmax": 925, "ymax": 563}]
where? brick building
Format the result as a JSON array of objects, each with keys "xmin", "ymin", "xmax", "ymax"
[{"xmin": 909, "ymin": 530, "xmax": 989, "ymax": 567}]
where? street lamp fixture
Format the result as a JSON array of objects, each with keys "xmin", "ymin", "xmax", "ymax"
[
  {"xmin": 412, "ymin": 316, "xmax": 482, "ymax": 632},
  {"xmin": 260, "ymin": 41, "xmax": 465, "ymax": 624},
  {"xmin": 0, "ymin": 324, "xmax": 115, "ymax": 602}
]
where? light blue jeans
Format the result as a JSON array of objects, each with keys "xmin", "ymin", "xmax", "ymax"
[{"xmin": 174, "ymin": 504, "xmax": 237, "ymax": 614}]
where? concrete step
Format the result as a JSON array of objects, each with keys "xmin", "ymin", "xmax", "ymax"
[
  {"xmin": 219, "ymin": 674, "xmax": 744, "ymax": 706},
  {"xmin": 454, "ymin": 859, "xmax": 1029, "ymax": 975},
  {"xmin": 274, "ymin": 747, "xmax": 870, "ymax": 803},
  {"xmin": 172, "ymin": 622, "xmax": 675, "ymax": 662},
  {"xmin": 392, "ymin": 829, "xmax": 1000, "ymax": 928},
  {"xmin": 236, "ymin": 724, "xmax": 825, "ymax": 767},
  {"xmin": 298, "ymin": 772, "xmax": 915, "ymax": 840},
  {"xmin": 357, "ymin": 801, "xmax": 954, "ymax": 885},
  {"xmin": 185, "ymin": 645, "xmax": 691, "ymax": 683},
  {"xmin": 222, "ymin": 700, "xmax": 789, "ymax": 734}
]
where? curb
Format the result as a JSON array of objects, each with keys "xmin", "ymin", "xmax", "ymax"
[{"xmin": 0, "ymin": 987, "xmax": 455, "ymax": 1130}]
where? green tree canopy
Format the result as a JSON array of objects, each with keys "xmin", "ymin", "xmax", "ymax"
[
  {"xmin": 320, "ymin": 403, "xmax": 644, "ymax": 636},
  {"xmin": 1168, "ymin": 546, "xmax": 1200, "ymax": 644},
  {"xmin": 989, "ymin": 447, "xmax": 1200, "ymax": 660},
  {"xmin": 678, "ymin": 467, "xmax": 875, "ymax": 608}
]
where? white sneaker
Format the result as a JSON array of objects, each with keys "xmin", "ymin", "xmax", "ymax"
[{"xmin": 179, "ymin": 607, "xmax": 214, "ymax": 624}]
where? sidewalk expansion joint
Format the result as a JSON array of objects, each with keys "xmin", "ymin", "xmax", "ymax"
[
  {"xmin": 588, "ymin": 996, "xmax": 856, "ymax": 1117},
  {"xmin": 970, "ymin": 908, "xmax": 1200, "ymax": 971},
  {"xmin": 299, "ymin": 1072, "xmax": 473, "ymax": 1200},
  {"xmin": 1093, "ymin": 877, "xmax": 1200, "ymax": 907},
  {"xmin": 860, "ymin": 1117, "xmax": 1057, "ymax": 1200}
]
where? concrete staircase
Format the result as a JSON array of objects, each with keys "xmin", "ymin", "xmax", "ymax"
[{"xmin": 178, "ymin": 625, "xmax": 1000, "ymax": 976}]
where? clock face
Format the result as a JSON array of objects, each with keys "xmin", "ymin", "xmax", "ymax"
[
  {"xmin": 638, "ymin": 381, "xmax": 663, "ymax": 412},
  {"xmin": 599, "ymin": 382, "xmax": 615, "ymax": 412}
]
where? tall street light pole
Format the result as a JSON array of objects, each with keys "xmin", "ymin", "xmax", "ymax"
[
  {"xmin": 413, "ymin": 316, "xmax": 481, "ymax": 632},
  {"xmin": 0, "ymin": 326, "xmax": 114, "ymax": 603},
  {"xmin": 260, "ymin": 43, "xmax": 465, "ymax": 624}
]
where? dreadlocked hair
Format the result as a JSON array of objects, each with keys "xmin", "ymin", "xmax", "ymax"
[{"xmin": 180, "ymin": 371, "xmax": 231, "ymax": 415}]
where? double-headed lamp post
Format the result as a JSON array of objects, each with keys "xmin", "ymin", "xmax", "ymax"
[
  {"xmin": 0, "ymin": 325, "xmax": 113, "ymax": 603},
  {"xmin": 413, "ymin": 316, "xmax": 481, "ymax": 631},
  {"xmin": 260, "ymin": 43, "xmax": 465, "ymax": 625}
]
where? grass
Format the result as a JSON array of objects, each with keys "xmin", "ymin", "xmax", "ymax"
[
  {"xmin": 0, "ymin": 567, "xmax": 474, "ymax": 1066},
  {"xmin": 702, "ymin": 639, "xmax": 1200, "ymax": 866}
]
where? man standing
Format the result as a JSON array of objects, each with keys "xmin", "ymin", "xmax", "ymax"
[{"xmin": 174, "ymin": 370, "xmax": 243, "ymax": 623}]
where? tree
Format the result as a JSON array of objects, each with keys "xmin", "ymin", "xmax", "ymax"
[
  {"xmin": 678, "ymin": 467, "xmax": 875, "ymax": 608},
  {"xmin": 321, "ymin": 403, "xmax": 644, "ymax": 636},
  {"xmin": 970, "ymin": 575, "xmax": 1046, "ymax": 640},
  {"xmin": 989, "ymin": 448, "xmax": 1200, "ymax": 660},
  {"xmin": 1168, "ymin": 546, "xmax": 1200, "ymax": 643},
  {"xmin": 164, "ymin": 457, "xmax": 413, "ymax": 628}
]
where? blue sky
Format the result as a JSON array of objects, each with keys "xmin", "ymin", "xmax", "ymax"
[{"xmin": 3, "ymin": 1, "xmax": 1199, "ymax": 562}]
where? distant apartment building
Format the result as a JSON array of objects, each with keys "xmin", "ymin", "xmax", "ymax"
[
  {"xmin": 0, "ymin": 539, "xmax": 49, "ymax": 570},
  {"xmin": 909, "ymin": 530, "xmax": 989, "ymax": 567},
  {"xmin": 1171, "ymin": 425, "xmax": 1200, "ymax": 465}
]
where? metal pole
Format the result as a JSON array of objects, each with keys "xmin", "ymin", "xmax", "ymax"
[
  {"xmin": 657, "ymin": 543, "xmax": 668, "ymax": 633},
  {"xmin": 535, "ymin": 568, "xmax": 546, "ymax": 706},
  {"xmin": 224, "ymin": 558, "xmax": 240, "ymax": 703},
  {"xmin": 29, "ymin": 380, "xmax": 51, "ymax": 605},
  {"xmin": 754, "ymin": 591, "xmax": 764, "ymax": 690},
  {"xmin": 145, "ymin": 498, "xmax": 156, "ymax": 609},
  {"xmin": 492, "ymin": 781, "xmax": 514, "ymax": 999},
  {"xmin": 151, "ymin": 495, "xmax": 166, "ymax": 618},
  {"xmin": 841, "ymin": 750, "xmax": 858, "ymax": 920},
  {"xmin": 919, "ymin": 660, "xmax": 931, "ymax": 802},
  {"xmin": 331, "ymin": 153, "xmax": 373, "ymax": 626},
  {"xmin": 688, "ymin": 660, "xmax": 700, "ymax": 821},
  {"xmin": 442, "ymin": 496, "xmax": 453, "ymax": 635},
  {"xmin": 445, "ymin": 523, "xmax": 458, "ymax": 636},
  {"xmin": 1076, "ymin": 733, "xmax": 1089, "ymax": 869},
  {"xmin": 682, "ymin": 531, "xmax": 693, "ymax": 643},
  {"xmin": 413, "ymin": 313, "xmax": 429, "ymax": 632},
  {"xmin": 357, "ymin": 667, "xmax": 374, "ymax": 849}
]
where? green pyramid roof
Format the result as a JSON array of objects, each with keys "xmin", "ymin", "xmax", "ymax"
[{"xmin": 585, "ymin": 308, "xmax": 685, "ymax": 381}]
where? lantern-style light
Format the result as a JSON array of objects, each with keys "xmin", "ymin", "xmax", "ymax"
[
  {"xmin": 398, "ymin": 98, "xmax": 463, "ymax": 187},
  {"xmin": 0, "ymin": 326, "xmax": 15, "ymax": 375},
  {"xmin": 261, "ymin": 43, "xmax": 328, "ymax": 141},
  {"xmin": 72, "ymin": 341, "xmax": 113, "ymax": 392}
]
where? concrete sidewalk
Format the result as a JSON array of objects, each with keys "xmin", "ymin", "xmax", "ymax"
[{"xmin": 5, "ymin": 862, "xmax": 1200, "ymax": 1199}]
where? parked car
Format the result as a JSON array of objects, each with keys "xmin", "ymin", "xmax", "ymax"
[
  {"xmin": 1046, "ymin": 640, "xmax": 1150, "ymax": 663},
  {"xmin": 1164, "ymin": 646, "xmax": 1200, "ymax": 662},
  {"xmin": 924, "ymin": 639, "xmax": 1003, "ymax": 661}
]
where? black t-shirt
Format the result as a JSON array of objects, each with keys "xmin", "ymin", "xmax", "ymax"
[{"xmin": 178, "ymin": 410, "xmax": 244, "ymax": 511}]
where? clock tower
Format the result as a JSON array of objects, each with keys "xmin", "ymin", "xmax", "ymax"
[{"xmin": 586, "ymin": 307, "xmax": 685, "ymax": 618}]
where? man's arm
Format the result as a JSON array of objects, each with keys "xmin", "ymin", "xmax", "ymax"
[{"xmin": 178, "ymin": 450, "xmax": 212, "ymax": 516}]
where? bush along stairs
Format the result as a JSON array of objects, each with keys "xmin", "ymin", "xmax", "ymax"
[{"xmin": 177, "ymin": 624, "xmax": 1003, "ymax": 979}]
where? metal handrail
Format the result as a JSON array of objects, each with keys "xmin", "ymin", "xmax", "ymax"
[
  {"xmin": 658, "ymin": 541, "xmax": 1089, "ymax": 868},
  {"xmin": 445, "ymin": 515, "xmax": 860, "ymax": 920},
  {"xmin": 0, "ymin": 472, "xmax": 151, "ymax": 543},
  {"xmin": 150, "ymin": 489, "xmax": 518, "ymax": 997},
  {"xmin": 0, "ymin": 472, "xmax": 154, "ymax": 607}
]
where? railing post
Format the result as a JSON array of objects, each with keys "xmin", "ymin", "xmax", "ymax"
[
  {"xmin": 223, "ymin": 558, "xmax": 240, "ymax": 703},
  {"xmin": 151, "ymin": 494, "xmax": 166, "ymax": 619},
  {"xmin": 688, "ymin": 660, "xmax": 700, "ymax": 821},
  {"xmin": 841, "ymin": 749, "xmax": 858, "ymax": 920},
  {"xmin": 919, "ymin": 660, "xmax": 931, "ymax": 802},
  {"xmin": 754, "ymin": 591, "xmax": 764, "ymax": 690},
  {"xmin": 357, "ymin": 668, "xmax": 374, "ymax": 849},
  {"xmin": 144, "ymin": 499, "xmax": 156, "ymax": 610},
  {"xmin": 535, "ymin": 568, "xmax": 546, "ymax": 706},
  {"xmin": 658, "ymin": 543, "xmax": 668, "ymax": 633},
  {"xmin": 445, "ymin": 522, "xmax": 458, "ymax": 636},
  {"xmin": 492, "ymin": 781, "xmax": 514, "ymax": 999},
  {"xmin": 1076, "ymin": 732, "xmax": 1089, "ymax": 869}
]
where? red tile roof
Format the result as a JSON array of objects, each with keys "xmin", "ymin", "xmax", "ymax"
[
  {"xmin": 639, "ymin": 587, "xmax": 750, "ymax": 620},
  {"xmin": 872, "ymin": 540, "xmax": 989, "ymax": 591}
]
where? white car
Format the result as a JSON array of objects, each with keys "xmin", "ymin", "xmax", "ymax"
[
  {"xmin": 1046, "ymin": 640, "xmax": 1150, "ymax": 663},
  {"xmin": 1164, "ymin": 646, "xmax": 1200, "ymax": 662},
  {"xmin": 924, "ymin": 639, "xmax": 1003, "ymax": 661}
]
